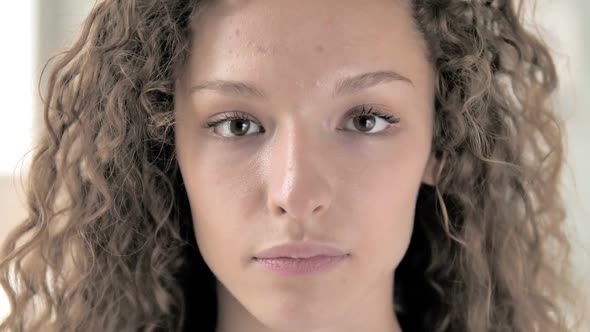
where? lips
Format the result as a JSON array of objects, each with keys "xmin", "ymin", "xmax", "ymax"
[
  {"xmin": 254, "ymin": 255, "xmax": 347, "ymax": 276},
  {"xmin": 254, "ymin": 242, "xmax": 347, "ymax": 259}
]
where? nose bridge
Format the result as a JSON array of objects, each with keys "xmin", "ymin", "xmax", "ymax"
[{"xmin": 266, "ymin": 120, "xmax": 332, "ymax": 222}]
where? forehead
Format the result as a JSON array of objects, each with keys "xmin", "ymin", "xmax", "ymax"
[{"xmin": 186, "ymin": 0, "xmax": 429, "ymax": 94}]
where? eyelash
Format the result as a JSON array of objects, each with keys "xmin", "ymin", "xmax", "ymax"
[{"xmin": 202, "ymin": 104, "xmax": 400, "ymax": 140}]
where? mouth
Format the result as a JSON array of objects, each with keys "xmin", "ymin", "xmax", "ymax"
[
  {"xmin": 254, "ymin": 241, "xmax": 348, "ymax": 259},
  {"xmin": 253, "ymin": 254, "xmax": 348, "ymax": 277}
]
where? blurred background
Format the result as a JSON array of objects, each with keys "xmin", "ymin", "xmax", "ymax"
[{"xmin": 0, "ymin": 0, "xmax": 588, "ymax": 328}]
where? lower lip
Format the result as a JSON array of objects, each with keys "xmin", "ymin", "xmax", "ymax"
[{"xmin": 254, "ymin": 255, "xmax": 347, "ymax": 276}]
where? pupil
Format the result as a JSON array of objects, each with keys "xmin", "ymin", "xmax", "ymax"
[
  {"xmin": 231, "ymin": 119, "xmax": 249, "ymax": 136},
  {"xmin": 355, "ymin": 116, "xmax": 375, "ymax": 132}
]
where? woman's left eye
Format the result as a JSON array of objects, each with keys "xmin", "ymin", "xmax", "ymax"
[
  {"xmin": 202, "ymin": 105, "xmax": 400, "ymax": 140},
  {"xmin": 342, "ymin": 105, "xmax": 400, "ymax": 135}
]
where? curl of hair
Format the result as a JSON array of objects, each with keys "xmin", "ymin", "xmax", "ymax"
[{"xmin": 0, "ymin": 0, "xmax": 581, "ymax": 331}]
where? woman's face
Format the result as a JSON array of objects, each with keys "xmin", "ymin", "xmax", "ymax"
[{"xmin": 175, "ymin": 0, "xmax": 436, "ymax": 331}]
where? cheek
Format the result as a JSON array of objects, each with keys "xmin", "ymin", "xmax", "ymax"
[
  {"xmin": 186, "ymin": 158, "xmax": 271, "ymax": 265},
  {"xmin": 362, "ymin": 183, "xmax": 417, "ymax": 269},
  {"xmin": 350, "ymin": 156, "xmax": 424, "ymax": 269},
  {"xmin": 188, "ymin": 189, "xmax": 248, "ymax": 282},
  {"xmin": 180, "ymin": 161, "xmax": 251, "ymax": 270}
]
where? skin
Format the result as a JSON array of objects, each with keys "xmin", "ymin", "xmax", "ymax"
[{"xmin": 174, "ymin": 0, "xmax": 438, "ymax": 331}]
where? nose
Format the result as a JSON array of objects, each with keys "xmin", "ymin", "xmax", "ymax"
[{"xmin": 265, "ymin": 123, "xmax": 333, "ymax": 224}]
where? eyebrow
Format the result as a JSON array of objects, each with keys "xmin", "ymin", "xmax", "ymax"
[{"xmin": 189, "ymin": 70, "xmax": 414, "ymax": 99}]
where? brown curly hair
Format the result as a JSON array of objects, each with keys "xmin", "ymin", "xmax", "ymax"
[{"xmin": 0, "ymin": 0, "xmax": 582, "ymax": 331}]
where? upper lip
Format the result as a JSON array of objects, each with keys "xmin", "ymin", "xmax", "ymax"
[{"xmin": 254, "ymin": 242, "xmax": 347, "ymax": 259}]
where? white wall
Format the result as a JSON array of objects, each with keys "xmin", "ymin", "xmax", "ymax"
[
  {"xmin": 532, "ymin": 1, "xmax": 590, "ymax": 321},
  {"xmin": 0, "ymin": 0, "xmax": 96, "ymax": 322},
  {"xmin": 0, "ymin": 0, "xmax": 35, "ymax": 177}
]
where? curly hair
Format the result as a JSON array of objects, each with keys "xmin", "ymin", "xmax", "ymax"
[{"xmin": 0, "ymin": 0, "xmax": 582, "ymax": 331}]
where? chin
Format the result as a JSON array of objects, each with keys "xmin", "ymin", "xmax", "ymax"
[{"xmin": 246, "ymin": 297, "xmax": 342, "ymax": 332}]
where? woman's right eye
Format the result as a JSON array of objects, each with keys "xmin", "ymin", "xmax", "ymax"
[{"xmin": 203, "ymin": 112, "xmax": 265, "ymax": 140}]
